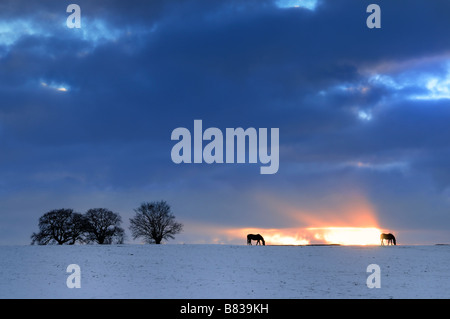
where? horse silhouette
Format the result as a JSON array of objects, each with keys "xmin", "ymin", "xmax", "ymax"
[
  {"xmin": 380, "ymin": 233, "xmax": 396, "ymax": 246},
  {"xmin": 247, "ymin": 234, "xmax": 265, "ymax": 246}
]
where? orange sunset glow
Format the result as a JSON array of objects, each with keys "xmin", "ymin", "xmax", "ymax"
[
  {"xmin": 184, "ymin": 191, "xmax": 386, "ymax": 245},
  {"xmin": 307, "ymin": 227, "xmax": 382, "ymax": 245},
  {"xmin": 181, "ymin": 191, "xmax": 388, "ymax": 245},
  {"xmin": 224, "ymin": 226, "xmax": 382, "ymax": 245},
  {"xmin": 227, "ymin": 191, "xmax": 383, "ymax": 245}
]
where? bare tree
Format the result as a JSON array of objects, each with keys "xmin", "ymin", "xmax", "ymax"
[
  {"xmin": 84, "ymin": 208, "xmax": 125, "ymax": 244},
  {"xmin": 31, "ymin": 208, "xmax": 86, "ymax": 245},
  {"xmin": 129, "ymin": 201, "xmax": 183, "ymax": 244}
]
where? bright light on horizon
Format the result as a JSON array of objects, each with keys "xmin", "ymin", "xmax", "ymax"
[
  {"xmin": 223, "ymin": 226, "xmax": 383, "ymax": 246},
  {"xmin": 183, "ymin": 193, "xmax": 384, "ymax": 245},
  {"xmin": 307, "ymin": 227, "xmax": 382, "ymax": 245}
]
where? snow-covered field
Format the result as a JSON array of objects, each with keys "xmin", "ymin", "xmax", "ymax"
[{"xmin": 1, "ymin": 244, "xmax": 449, "ymax": 299}]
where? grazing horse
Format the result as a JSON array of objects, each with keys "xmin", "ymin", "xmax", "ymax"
[
  {"xmin": 247, "ymin": 234, "xmax": 265, "ymax": 246},
  {"xmin": 380, "ymin": 233, "xmax": 396, "ymax": 246}
]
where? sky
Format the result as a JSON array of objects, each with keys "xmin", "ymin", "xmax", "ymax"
[{"xmin": 1, "ymin": 0, "xmax": 450, "ymax": 245}]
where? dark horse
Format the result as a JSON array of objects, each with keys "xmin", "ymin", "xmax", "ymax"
[
  {"xmin": 380, "ymin": 233, "xmax": 396, "ymax": 246},
  {"xmin": 247, "ymin": 234, "xmax": 265, "ymax": 246}
]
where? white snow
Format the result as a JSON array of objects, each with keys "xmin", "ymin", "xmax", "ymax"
[{"xmin": 1, "ymin": 244, "xmax": 449, "ymax": 299}]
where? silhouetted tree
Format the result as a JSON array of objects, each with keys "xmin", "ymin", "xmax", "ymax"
[
  {"xmin": 129, "ymin": 200, "xmax": 183, "ymax": 244},
  {"xmin": 84, "ymin": 208, "xmax": 125, "ymax": 244},
  {"xmin": 31, "ymin": 208, "xmax": 86, "ymax": 245}
]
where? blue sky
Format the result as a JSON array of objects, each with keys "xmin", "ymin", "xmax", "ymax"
[{"xmin": 1, "ymin": 0, "xmax": 450, "ymax": 245}]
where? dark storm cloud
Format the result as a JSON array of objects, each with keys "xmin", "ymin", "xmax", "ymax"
[{"xmin": 2, "ymin": 0, "xmax": 450, "ymax": 243}]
